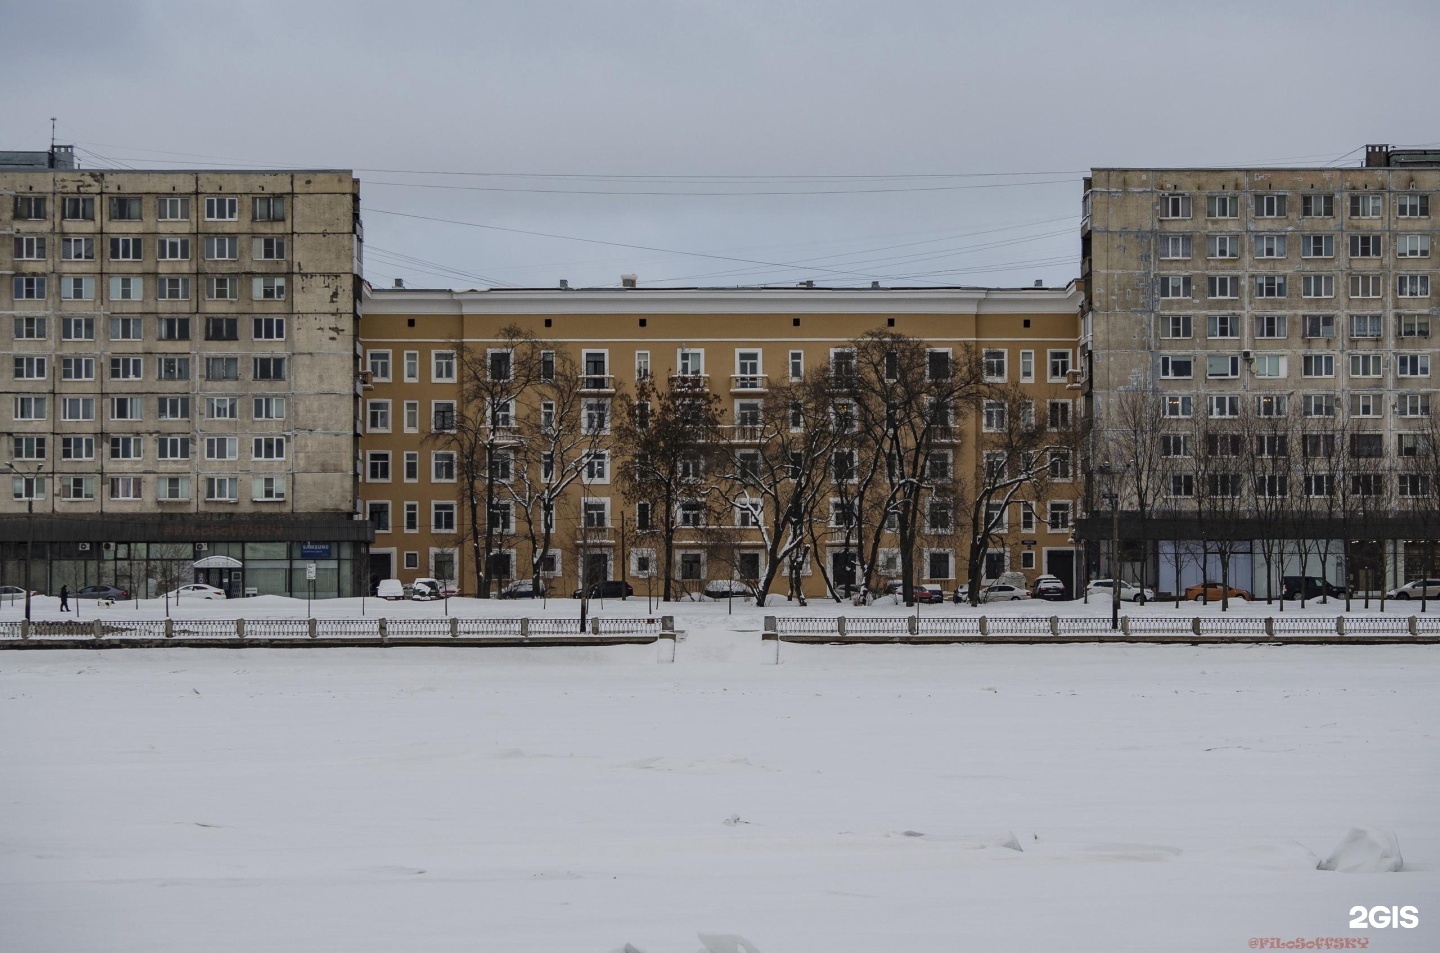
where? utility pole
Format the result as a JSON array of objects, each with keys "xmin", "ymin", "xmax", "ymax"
[{"xmin": 6, "ymin": 462, "xmax": 41, "ymax": 622}]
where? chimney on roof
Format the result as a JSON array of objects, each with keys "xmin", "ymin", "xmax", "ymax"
[
  {"xmin": 393, "ymin": 278, "xmax": 404, "ymax": 289},
  {"xmin": 1366, "ymin": 144, "xmax": 1390, "ymax": 168},
  {"xmin": 559, "ymin": 279, "xmax": 569, "ymax": 290},
  {"xmin": 1034, "ymin": 280, "xmax": 1043, "ymax": 288},
  {"xmin": 621, "ymin": 274, "xmax": 637, "ymax": 289},
  {"xmin": 871, "ymin": 281, "xmax": 881, "ymax": 289}
]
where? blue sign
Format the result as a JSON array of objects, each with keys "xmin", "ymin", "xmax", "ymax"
[{"xmin": 300, "ymin": 543, "xmax": 332, "ymax": 559}]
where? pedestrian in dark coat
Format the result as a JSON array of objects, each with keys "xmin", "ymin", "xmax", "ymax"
[{"xmin": 59, "ymin": 585, "xmax": 70, "ymax": 611}]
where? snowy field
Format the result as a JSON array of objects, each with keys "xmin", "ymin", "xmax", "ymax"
[{"xmin": 2, "ymin": 625, "xmax": 1436, "ymax": 952}]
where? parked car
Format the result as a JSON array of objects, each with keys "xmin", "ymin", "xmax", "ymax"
[
  {"xmin": 1085, "ymin": 578, "xmax": 1155, "ymax": 604},
  {"xmin": 75, "ymin": 584, "xmax": 129, "ymax": 600},
  {"xmin": 1281, "ymin": 575, "xmax": 1345, "ymax": 600},
  {"xmin": 703, "ymin": 580, "xmax": 756, "ymax": 600},
  {"xmin": 1184, "ymin": 581, "xmax": 1254, "ymax": 602},
  {"xmin": 376, "ymin": 579, "xmax": 406, "ymax": 600},
  {"xmin": 498, "ymin": 579, "xmax": 547, "ymax": 599},
  {"xmin": 572, "ymin": 580, "xmax": 635, "ymax": 599},
  {"xmin": 1031, "ymin": 575, "xmax": 1068, "ymax": 600},
  {"xmin": 409, "ymin": 578, "xmax": 444, "ymax": 601},
  {"xmin": 0, "ymin": 585, "xmax": 36, "ymax": 599},
  {"xmin": 979, "ymin": 583, "xmax": 1029, "ymax": 603},
  {"xmin": 164, "ymin": 583, "xmax": 226, "ymax": 601},
  {"xmin": 885, "ymin": 580, "xmax": 944, "ymax": 603},
  {"xmin": 1386, "ymin": 578, "xmax": 1440, "ymax": 600}
]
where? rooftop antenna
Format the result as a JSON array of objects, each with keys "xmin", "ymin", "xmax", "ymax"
[{"xmin": 50, "ymin": 117, "xmax": 57, "ymax": 150}]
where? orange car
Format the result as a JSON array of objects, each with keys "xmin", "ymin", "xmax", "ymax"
[{"xmin": 1184, "ymin": 581, "xmax": 1254, "ymax": 602}]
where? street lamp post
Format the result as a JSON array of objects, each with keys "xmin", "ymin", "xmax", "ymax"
[{"xmin": 6, "ymin": 462, "xmax": 42, "ymax": 622}]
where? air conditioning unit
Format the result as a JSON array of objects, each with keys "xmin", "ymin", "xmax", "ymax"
[
  {"xmin": 195, "ymin": 542, "xmax": 208, "ymax": 552},
  {"xmin": 102, "ymin": 542, "xmax": 115, "ymax": 552},
  {"xmin": 78, "ymin": 542, "xmax": 92, "ymax": 551}
]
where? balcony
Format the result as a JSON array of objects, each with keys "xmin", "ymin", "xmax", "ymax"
[
  {"xmin": 928, "ymin": 424, "xmax": 958, "ymax": 443},
  {"xmin": 579, "ymin": 373, "xmax": 615, "ymax": 394},
  {"xmin": 669, "ymin": 373, "xmax": 710, "ymax": 391},
  {"xmin": 359, "ymin": 370, "xmax": 374, "ymax": 390},
  {"xmin": 723, "ymin": 424, "xmax": 766, "ymax": 443},
  {"xmin": 1066, "ymin": 369, "xmax": 1084, "ymax": 390},
  {"xmin": 730, "ymin": 374, "xmax": 768, "ymax": 394},
  {"xmin": 575, "ymin": 525, "xmax": 615, "ymax": 545}
]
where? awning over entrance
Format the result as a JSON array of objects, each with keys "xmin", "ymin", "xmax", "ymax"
[{"xmin": 193, "ymin": 555, "xmax": 243, "ymax": 569}]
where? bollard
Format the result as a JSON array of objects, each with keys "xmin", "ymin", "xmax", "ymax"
[
  {"xmin": 1049, "ymin": 616, "xmax": 1059, "ymax": 636},
  {"xmin": 164, "ymin": 618, "xmax": 173, "ymax": 639},
  {"xmin": 661, "ymin": 615, "xmax": 675, "ymax": 638},
  {"xmin": 378, "ymin": 618, "xmax": 387, "ymax": 639},
  {"xmin": 1409, "ymin": 615, "xmax": 1418, "ymax": 636},
  {"xmin": 763, "ymin": 615, "xmax": 777, "ymax": 638},
  {"xmin": 657, "ymin": 630, "xmax": 676, "ymax": 663},
  {"xmin": 1191, "ymin": 617, "xmax": 1202, "ymax": 636},
  {"xmin": 1120, "ymin": 615, "xmax": 1130, "ymax": 636},
  {"xmin": 1335, "ymin": 616, "xmax": 1345, "ymax": 636},
  {"xmin": 236, "ymin": 618, "xmax": 245, "ymax": 639},
  {"xmin": 308, "ymin": 618, "xmax": 318, "ymax": 639},
  {"xmin": 19, "ymin": 619, "xmax": 28, "ymax": 640},
  {"xmin": 450, "ymin": 617, "xmax": 459, "ymax": 638},
  {"xmin": 836, "ymin": 616, "xmax": 847, "ymax": 637},
  {"xmin": 978, "ymin": 616, "xmax": 989, "ymax": 636},
  {"xmin": 1264, "ymin": 616, "xmax": 1274, "ymax": 637},
  {"xmin": 906, "ymin": 614, "xmax": 918, "ymax": 636},
  {"xmin": 590, "ymin": 617, "xmax": 601, "ymax": 636},
  {"xmin": 93, "ymin": 618, "xmax": 103, "ymax": 639},
  {"xmin": 519, "ymin": 617, "xmax": 529, "ymax": 638}
]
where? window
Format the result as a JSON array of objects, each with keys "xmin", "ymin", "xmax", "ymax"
[
  {"xmin": 61, "ymin": 316, "xmax": 95, "ymax": 341},
  {"xmin": 1157, "ymin": 357, "xmax": 1192, "ymax": 380},
  {"xmin": 206, "ymin": 396, "xmax": 238, "ymax": 420},
  {"xmin": 157, "ymin": 276, "xmax": 190, "ymax": 300},
  {"xmin": 1304, "ymin": 434, "xmax": 1337, "ymax": 459},
  {"xmin": 110, "ymin": 477, "xmax": 143, "ymax": 501},
  {"xmin": 1158, "ymin": 275, "xmax": 1192, "ymax": 298},
  {"xmin": 203, "ymin": 276, "xmax": 238, "ymax": 301},
  {"xmin": 1349, "ymin": 393, "xmax": 1381, "ymax": 418},
  {"xmin": 60, "ymin": 236, "xmax": 93, "ymax": 260},
  {"xmin": 1206, "ymin": 314, "xmax": 1239, "ymax": 338},
  {"xmin": 403, "ymin": 501, "xmax": 419, "ymax": 531},
  {"xmin": 1400, "ymin": 314, "xmax": 1431, "ymax": 338},
  {"xmin": 204, "ymin": 196, "xmax": 238, "ymax": 220},
  {"xmin": 1304, "ymin": 474, "xmax": 1334, "ymax": 498},
  {"xmin": 432, "ymin": 401, "xmax": 456, "ymax": 432},
  {"xmin": 252, "ymin": 277, "xmax": 286, "ymax": 300},
  {"xmin": 1246, "ymin": 315, "xmax": 1284, "ymax": 340},
  {"xmin": 982, "ymin": 400, "xmax": 1007, "ymax": 431},
  {"xmin": 205, "ymin": 316, "xmax": 239, "ymax": 340},
  {"xmin": 109, "ymin": 396, "xmax": 141, "ymax": 421},
  {"xmin": 1350, "ymin": 434, "xmax": 1384, "ymax": 458},
  {"xmin": 1350, "ymin": 353, "xmax": 1383, "ymax": 377},
  {"xmin": 1047, "ymin": 501, "xmax": 1072, "ymax": 531},
  {"xmin": 1252, "ymin": 354, "xmax": 1285, "ymax": 378},
  {"xmin": 1254, "ymin": 275, "xmax": 1286, "ymax": 298},
  {"xmin": 1397, "ymin": 235, "xmax": 1430, "ymax": 258},
  {"xmin": 157, "ymin": 196, "xmax": 189, "ymax": 220},
  {"xmin": 1350, "ymin": 313, "xmax": 1382, "ymax": 338},
  {"xmin": 1349, "ymin": 234, "xmax": 1382, "ymax": 258},
  {"xmin": 1302, "ymin": 194, "xmax": 1335, "ymax": 217},
  {"xmin": 368, "ymin": 501, "xmax": 391, "ymax": 532},
  {"xmin": 1350, "ymin": 274, "xmax": 1382, "ymax": 298},
  {"xmin": 1254, "ymin": 394, "xmax": 1288, "ymax": 417},
  {"xmin": 155, "ymin": 398, "xmax": 189, "ymax": 423},
  {"xmin": 205, "ymin": 477, "xmax": 240, "ymax": 503},
  {"xmin": 368, "ymin": 350, "xmax": 391, "ymax": 381},
  {"xmin": 253, "ymin": 237, "xmax": 286, "ymax": 260},
  {"xmin": 586, "ymin": 498, "xmax": 614, "ymax": 528},
  {"xmin": 13, "ymin": 315, "xmax": 46, "ymax": 339},
  {"xmin": 677, "ymin": 348, "xmax": 705, "ymax": 378},
  {"xmin": 367, "ymin": 452, "xmax": 391, "ymax": 482},
  {"xmin": 402, "ymin": 351, "xmax": 419, "ymax": 382},
  {"xmin": 1397, "ymin": 193, "xmax": 1430, "ymax": 218},
  {"xmin": 253, "ymin": 316, "xmax": 286, "ymax": 340},
  {"xmin": 786, "ymin": 349, "xmax": 804, "ymax": 381},
  {"xmin": 108, "ymin": 196, "xmax": 142, "ymax": 220},
  {"xmin": 1161, "ymin": 314, "xmax": 1192, "ymax": 338},
  {"xmin": 105, "ymin": 316, "xmax": 140, "ymax": 341},
  {"xmin": 253, "ymin": 357, "xmax": 286, "ymax": 381},
  {"xmin": 582, "ymin": 398, "xmax": 610, "ymax": 434},
  {"xmin": 1158, "ymin": 235, "xmax": 1192, "ymax": 259},
  {"xmin": 254, "ymin": 476, "xmax": 287, "ymax": 502},
  {"xmin": 15, "ymin": 396, "xmax": 47, "ymax": 420},
  {"xmin": 1019, "ymin": 504, "xmax": 1036, "ymax": 534},
  {"xmin": 12, "ymin": 436, "xmax": 45, "ymax": 460},
  {"xmin": 157, "ymin": 316, "xmax": 191, "ymax": 341},
  {"xmin": 109, "ymin": 275, "xmax": 143, "ymax": 301},
  {"xmin": 252, "ymin": 196, "xmax": 285, "ymax": 222},
  {"xmin": 1301, "ymin": 234, "xmax": 1335, "ymax": 258},
  {"xmin": 1207, "ymin": 235, "xmax": 1240, "ymax": 258},
  {"xmin": 925, "ymin": 499, "xmax": 952, "ymax": 533},
  {"xmin": 61, "ymin": 357, "xmax": 95, "ymax": 381},
  {"xmin": 204, "ymin": 234, "xmax": 237, "ymax": 259},
  {"xmin": 1207, "ymin": 354, "xmax": 1239, "ymax": 378},
  {"xmin": 926, "ymin": 348, "xmax": 952, "ymax": 382},
  {"xmin": 636, "ymin": 501, "xmax": 652, "ymax": 531},
  {"xmin": 1255, "ymin": 234, "xmax": 1287, "ymax": 258},
  {"xmin": 1048, "ymin": 447, "xmax": 1073, "ymax": 479},
  {"xmin": 432, "ymin": 452, "xmax": 456, "ymax": 482},
  {"xmin": 253, "ymin": 396, "xmax": 286, "ymax": 420},
  {"xmin": 400, "ymin": 401, "xmax": 417, "ymax": 433},
  {"xmin": 580, "ymin": 449, "xmax": 607, "ymax": 483},
  {"xmin": 1398, "ymin": 394, "xmax": 1431, "ymax": 417},
  {"xmin": 1349, "ymin": 193, "xmax": 1382, "ymax": 218},
  {"xmin": 1163, "ymin": 395, "xmax": 1193, "ymax": 417},
  {"xmin": 62, "ymin": 196, "xmax": 95, "ymax": 220},
  {"xmin": 1254, "ymin": 193, "xmax": 1287, "ymax": 217},
  {"xmin": 1161, "ymin": 434, "xmax": 1191, "ymax": 457},
  {"xmin": 58, "ymin": 276, "xmax": 94, "ymax": 301},
  {"xmin": 982, "ymin": 348, "xmax": 1007, "ymax": 380},
  {"xmin": 1206, "ymin": 433, "xmax": 1242, "ymax": 456},
  {"xmin": 157, "ymin": 237, "xmax": 191, "ymax": 260},
  {"xmin": 205, "ymin": 436, "xmax": 238, "ymax": 461},
  {"xmin": 1203, "ymin": 276, "xmax": 1238, "ymax": 299},
  {"xmin": 1209, "ymin": 395, "xmax": 1240, "ymax": 417},
  {"xmin": 1159, "ymin": 193, "xmax": 1191, "ymax": 218},
  {"xmin": 432, "ymin": 350, "xmax": 456, "ymax": 382},
  {"xmin": 1301, "ymin": 314, "xmax": 1335, "ymax": 339},
  {"xmin": 1169, "ymin": 473, "xmax": 1195, "ymax": 497},
  {"xmin": 924, "ymin": 449, "xmax": 952, "ymax": 481},
  {"xmin": 58, "ymin": 476, "xmax": 97, "ymax": 502},
  {"xmin": 1399, "ymin": 354, "xmax": 1430, "ymax": 377},
  {"xmin": 1398, "ymin": 275, "xmax": 1431, "ymax": 297},
  {"xmin": 157, "ymin": 436, "xmax": 191, "ymax": 460},
  {"xmin": 205, "ymin": 356, "xmax": 239, "ymax": 381},
  {"xmin": 1301, "ymin": 274, "xmax": 1334, "ymax": 298},
  {"xmin": 13, "ymin": 356, "xmax": 47, "ymax": 380},
  {"xmin": 367, "ymin": 400, "xmax": 391, "ymax": 432},
  {"xmin": 110, "ymin": 356, "xmax": 142, "ymax": 381},
  {"xmin": 1254, "ymin": 435, "xmax": 1290, "ymax": 462},
  {"xmin": 432, "ymin": 502, "xmax": 457, "ymax": 533},
  {"xmin": 12, "ymin": 235, "xmax": 46, "ymax": 260},
  {"xmin": 1399, "ymin": 474, "xmax": 1430, "ymax": 497},
  {"xmin": 1206, "ymin": 194, "xmax": 1238, "ymax": 218},
  {"xmin": 403, "ymin": 451, "xmax": 418, "ymax": 482},
  {"xmin": 1207, "ymin": 473, "xmax": 1241, "ymax": 498},
  {"xmin": 1047, "ymin": 349, "xmax": 1071, "ymax": 380},
  {"xmin": 13, "ymin": 195, "xmax": 46, "ymax": 220}
]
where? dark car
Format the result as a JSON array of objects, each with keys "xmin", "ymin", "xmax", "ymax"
[
  {"xmin": 1031, "ymin": 576, "xmax": 1069, "ymax": 601},
  {"xmin": 498, "ymin": 579, "xmax": 547, "ymax": 599},
  {"xmin": 75, "ymin": 584, "xmax": 128, "ymax": 600},
  {"xmin": 885, "ymin": 581, "xmax": 943, "ymax": 603},
  {"xmin": 572, "ymin": 580, "xmax": 634, "ymax": 599},
  {"xmin": 1281, "ymin": 575, "xmax": 1344, "ymax": 600}
]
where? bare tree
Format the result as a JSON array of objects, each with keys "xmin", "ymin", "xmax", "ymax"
[
  {"xmin": 1240, "ymin": 400, "xmax": 1297, "ymax": 606},
  {"xmin": 1189, "ymin": 407, "xmax": 1250, "ymax": 610},
  {"xmin": 1109, "ymin": 380, "xmax": 1171, "ymax": 595},
  {"xmin": 1397, "ymin": 412, "xmax": 1440, "ymax": 611}
]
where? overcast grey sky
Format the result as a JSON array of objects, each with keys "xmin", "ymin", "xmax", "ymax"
[{"xmin": 6, "ymin": 0, "xmax": 1437, "ymax": 290}]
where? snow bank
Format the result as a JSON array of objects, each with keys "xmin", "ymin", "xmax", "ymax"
[{"xmin": 1316, "ymin": 827, "xmax": 1403, "ymax": 872}]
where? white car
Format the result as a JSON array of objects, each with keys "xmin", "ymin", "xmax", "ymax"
[
  {"xmin": 1387, "ymin": 578, "xmax": 1440, "ymax": 600},
  {"xmin": 166, "ymin": 583, "xmax": 227, "ymax": 600},
  {"xmin": 979, "ymin": 583, "xmax": 1029, "ymax": 603},
  {"xmin": 1085, "ymin": 578, "xmax": 1155, "ymax": 603}
]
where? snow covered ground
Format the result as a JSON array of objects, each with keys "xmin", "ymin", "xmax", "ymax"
[{"xmin": 2, "ymin": 619, "xmax": 1435, "ymax": 952}]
